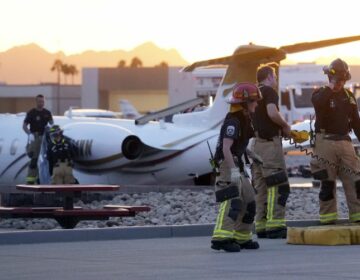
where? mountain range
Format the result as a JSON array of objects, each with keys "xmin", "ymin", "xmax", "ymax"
[
  {"xmin": 0, "ymin": 42, "xmax": 188, "ymax": 84},
  {"xmin": 1, "ymin": 42, "xmax": 359, "ymax": 85}
]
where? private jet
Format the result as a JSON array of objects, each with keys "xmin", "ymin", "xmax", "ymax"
[
  {"xmin": 1, "ymin": 35, "xmax": 360, "ymax": 191},
  {"xmin": 63, "ymin": 100, "xmax": 141, "ymax": 119}
]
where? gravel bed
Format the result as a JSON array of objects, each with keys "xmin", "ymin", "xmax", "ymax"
[
  {"xmin": 0, "ymin": 155, "xmax": 347, "ymax": 231},
  {"xmin": 0, "ymin": 187, "xmax": 349, "ymax": 231}
]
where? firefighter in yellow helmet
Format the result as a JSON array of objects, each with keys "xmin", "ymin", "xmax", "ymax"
[
  {"xmin": 211, "ymin": 82, "xmax": 262, "ymax": 252},
  {"xmin": 311, "ymin": 58, "xmax": 360, "ymax": 224},
  {"xmin": 47, "ymin": 125, "xmax": 78, "ymax": 184}
]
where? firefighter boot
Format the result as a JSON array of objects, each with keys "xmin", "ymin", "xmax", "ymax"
[
  {"xmin": 266, "ymin": 228, "xmax": 287, "ymax": 239},
  {"xmin": 256, "ymin": 231, "xmax": 267, "ymax": 238},
  {"xmin": 211, "ymin": 240, "xmax": 241, "ymax": 252},
  {"xmin": 237, "ymin": 240, "xmax": 260, "ymax": 249}
]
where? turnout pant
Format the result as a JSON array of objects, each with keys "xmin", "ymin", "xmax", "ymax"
[
  {"xmin": 212, "ymin": 162, "xmax": 256, "ymax": 244},
  {"xmin": 26, "ymin": 134, "xmax": 43, "ymax": 184},
  {"xmin": 310, "ymin": 133, "xmax": 360, "ymax": 223},
  {"xmin": 250, "ymin": 136, "xmax": 289, "ymax": 234},
  {"xmin": 51, "ymin": 161, "xmax": 76, "ymax": 184}
]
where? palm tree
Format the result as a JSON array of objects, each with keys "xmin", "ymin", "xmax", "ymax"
[
  {"xmin": 51, "ymin": 59, "xmax": 63, "ymax": 85},
  {"xmin": 61, "ymin": 64, "xmax": 70, "ymax": 84},
  {"xmin": 117, "ymin": 60, "xmax": 126, "ymax": 68},
  {"xmin": 130, "ymin": 57, "xmax": 143, "ymax": 68},
  {"xmin": 68, "ymin": 64, "xmax": 79, "ymax": 84},
  {"xmin": 156, "ymin": 61, "xmax": 168, "ymax": 68},
  {"xmin": 51, "ymin": 59, "xmax": 63, "ymax": 114}
]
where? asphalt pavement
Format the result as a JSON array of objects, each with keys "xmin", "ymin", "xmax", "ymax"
[
  {"xmin": 0, "ymin": 235, "xmax": 359, "ymax": 280},
  {"xmin": 0, "ymin": 176, "xmax": 356, "ymax": 280}
]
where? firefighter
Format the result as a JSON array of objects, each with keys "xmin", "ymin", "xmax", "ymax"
[
  {"xmin": 311, "ymin": 58, "xmax": 360, "ymax": 224},
  {"xmin": 251, "ymin": 64, "xmax": 291, "ymax": 239},
  {"xmin": 22, "ymin": 94, "xmax": 54, "ymax": 184},
  {"xmin": 47, "ymin": 125, "xmax": 78, "ymax": 184},
  {"xmin": 211, "ymin": 82, "xmax": 262, "ymax": 252}
]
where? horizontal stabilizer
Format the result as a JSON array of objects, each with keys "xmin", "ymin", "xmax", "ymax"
[
  {"xmin": 280, "ymin": 35, "xmax": 360, "ymax": 54},
  {"xmin": 135, "ymin": 97, "xmax": 204, "ymax": 125},
  {"xmin": 183, "ymin": 35, "xmax": 360, "ymax": 72},
  {"xmin": 182, "ymin": 56, "xmax": 232, "ymax": 72},
  {"xmin": 183, "ymin": 48, "xmax": 285, "ymax": 72}
]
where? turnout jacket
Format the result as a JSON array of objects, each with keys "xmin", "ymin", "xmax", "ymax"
[
  {"xmin": 214, "ymin": 110, "xmax": 254, "ymax": 167},
  {"xmin": 312, "ymin": 86, "xmax": 360, "ymax": 140},
  {"xmin": 47, "ymin": 136, "xmax": 78, "ymax": 173}
]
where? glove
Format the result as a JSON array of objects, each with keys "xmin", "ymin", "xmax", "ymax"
[
  {"xmin": 28, "ymin": 133, "xmax": 35, "ymax": 142},
  {"xmin": 230, "ymin": 168, "xmax": 241, "ymax": 186},
  {"xmin": 290, "ymin": 130, "xmax": 309, "ymax": 143}
]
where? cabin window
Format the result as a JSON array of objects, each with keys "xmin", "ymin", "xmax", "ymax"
[{"xmin": 10, "ymin": 139, "xmax": 19, "ymax": 155}]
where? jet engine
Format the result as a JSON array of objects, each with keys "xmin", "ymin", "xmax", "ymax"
[{"xmin": 121, "ymin": 135, "xmax": 144, "ymax": 160}]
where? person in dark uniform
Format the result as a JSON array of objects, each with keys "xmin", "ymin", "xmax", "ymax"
[
  {"xmin": 47, "ymin": 125, "xmax": 78, "ymax": 184},
  {"xmin": 22, "ymin": 94, "xmax": 53, "ymax": 184},
  {"xmin": 311, "ymin": 58, "xmax": 360, "ymax": 224},
  {"xmin": 250, "ymin": 64, "xmax": 291, "ymax": 239},
  {"xmin": 211, "ymin": 82, "xmax": 262, "ymax": 252}
]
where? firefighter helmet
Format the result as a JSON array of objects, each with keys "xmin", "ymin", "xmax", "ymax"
[
  {"xmin": 323, "ymin": 58, "xmax": 351, "ymax": 81},
  {"xmin": 227, "ymin": 82, "xmax": 262, "ymax": 104},
  {"xmin": 49, "ymin": 125, "xmax": 63, "ymax": 140}
]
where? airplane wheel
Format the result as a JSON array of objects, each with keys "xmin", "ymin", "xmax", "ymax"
[{"xmin": 193, "ymin": 173, "xmax": 214, "ymax": 186}]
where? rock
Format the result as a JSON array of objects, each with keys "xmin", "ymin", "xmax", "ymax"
[{"xmin": 0, "ymin": 185, "xmax": 352, "ymax": 231}]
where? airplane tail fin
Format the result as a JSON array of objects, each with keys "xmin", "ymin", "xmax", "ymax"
[
  {"xmin": 173, "ymin": 62, "xmax": 259, "ymax": 129},
  {"xmin": 172, "ymin": 70, "xmax": 234, "ymax": 129},
  {"xmin": 119, "ymin": 99, "xmax": 142, "ymax": 119}
]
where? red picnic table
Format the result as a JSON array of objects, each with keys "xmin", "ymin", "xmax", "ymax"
[{"xmin": 0, "ymin": 184, "xmax": 150, "ymax": 229}]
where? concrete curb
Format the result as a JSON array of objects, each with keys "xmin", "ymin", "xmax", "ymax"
[
  {"xmin": 0, "ymin": 219, "xmax": 350, "ymax": 245},
  {"xmin": 0, "ymin": 224, "xmax": 214, "ymax": 245}
]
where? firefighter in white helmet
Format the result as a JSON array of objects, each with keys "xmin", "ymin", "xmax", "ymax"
[{"xmin": 211, "ymin": 82, "xmax": 262, "ymax": 252}]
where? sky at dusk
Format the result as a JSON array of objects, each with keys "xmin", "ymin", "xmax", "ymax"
[{"xmin": 1, "ymin": 0, "xmax": 360, "ymax": 63}]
